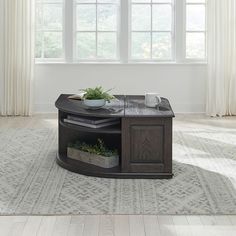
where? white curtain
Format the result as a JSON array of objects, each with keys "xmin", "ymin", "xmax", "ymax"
[
  {"xmin": 206, "ymin": 0, "xmax": 236, "ymax": 116},
  {"xmin": 0, "ymin": 0, "xmax": 35, "ymax": 116}
]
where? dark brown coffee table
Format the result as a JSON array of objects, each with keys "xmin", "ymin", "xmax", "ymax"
[{"xmin": 55, "ymin": 95, "xmax": 175, "ymax": 179}]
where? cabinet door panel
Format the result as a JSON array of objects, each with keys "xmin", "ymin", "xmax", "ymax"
[
  {"xmin": 130, "ymin": 125, "xmax": 164, "ymax": 163},
  {"xmin": 122, "ymin": 118, "xmax": 172, "ymax": 174}
]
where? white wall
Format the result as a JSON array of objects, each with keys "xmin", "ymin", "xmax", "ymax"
[{"xmin": 35, "ymin": 63, "xmax": 207, "ymax": 113}]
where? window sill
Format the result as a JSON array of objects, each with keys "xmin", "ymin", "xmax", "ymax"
[{"xmin": 35, "ymin": 61, "xmax": 207, "ymax": 66}]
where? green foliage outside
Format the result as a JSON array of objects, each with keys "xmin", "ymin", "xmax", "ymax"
[
  {"xmin": 35, "ymin": 4, "xmax": 63, "ymax": 59},
  {"xmin": 35, "ymin": 2, "xmax": 205, "ymax": 60},
  {"xmin": 68, "ymin": 139, "xmax": 118, "ymax": 157}
]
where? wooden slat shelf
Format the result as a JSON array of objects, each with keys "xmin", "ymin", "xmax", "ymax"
[{"xmin": 59, "ymin": 120, "xmax": 121, "ymax": 134}]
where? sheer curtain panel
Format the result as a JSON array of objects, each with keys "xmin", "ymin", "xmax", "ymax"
[
  {"xmin": 0, "ymin": 0, "xmax": 34, "ymax": 116},
  {"xmin": 207, "ymin": 0, "xmax": 236, "ymax": 116}
]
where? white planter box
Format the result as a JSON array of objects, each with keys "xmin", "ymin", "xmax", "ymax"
[{"xmin": 67, "ymin": 147, "xmax": 119, "ymax": 168}]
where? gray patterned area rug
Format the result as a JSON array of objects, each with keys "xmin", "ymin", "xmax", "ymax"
[{"xmin": 0, "ymin": 127, "xmax": 236, "ymax": 215}]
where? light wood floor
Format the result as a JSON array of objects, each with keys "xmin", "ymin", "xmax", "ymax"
[
  {"xmin": 0, "ymin": 114, "xmax": 236, "ymax": 236},
  {"xmin": 1, "ymin": 215, "xmax": 236, "ymax": 236}
]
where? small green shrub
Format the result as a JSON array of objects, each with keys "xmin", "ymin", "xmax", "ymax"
[
  {"xmin": 81, "ymin": 86, "xmax": 115, "ymax": 102},
  {"xmin": 68, "ymin": 139, "xmax": 118, "ymax": 157}
]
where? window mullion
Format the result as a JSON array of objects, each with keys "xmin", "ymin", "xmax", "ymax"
[
  {"xmin": 120, "ymin": 0, "xmax": 129, "ymax": 63},
  {"xmin": 41, "ymin": 2, "xmax": 45, "ymax": 58},
  {"xmin": 150, "ymin": 1, "xmax": 153, "ymax": 59},
  {"xmin": 64, "ymin": 0, "xmax": 73, "ymax": 62},
  {"xmin": 96, "ymin": 1, "xmax": 98, "ymax": 58},
  {"xmin": 175, "ymin": 0, "xmax": 185, "ymax": 63}
]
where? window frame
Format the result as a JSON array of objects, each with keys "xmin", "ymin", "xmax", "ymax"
[
  {"xmin": 183, "ymin": 0, "xmax": 207, "ymax": 62},
  {"xmin": 35, "ymin": 0, "xmax": 207, "ymax": 64},
  {"xmin": 35, "ymin": 0, "xmax": 66, "ymax": 62},
  {"xmin": 128, "ymin": 0, "xmax": 176, "ymax": 62},
  {"xmin": 73, "ymin": 0, "xmax": 121, "ymax": 62}
]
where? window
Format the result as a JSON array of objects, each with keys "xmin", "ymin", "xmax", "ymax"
[
  {"xmin": 130, "ymin": 0, "xmax": 174, "ymax": 61},
  {"xmin": 35, "ymin": 0, "xmax": 64, "ymax": 60},
  {"xmin": 75, "ymin": 0, "xmax": 119, "ymax": 60},
  {"xmin": 185, "ymin": 0, "xmax": 206, "ymax": 60},
  {"xmin": 35, "ymin": 0, "xmax": 207, "ymax": 63}
]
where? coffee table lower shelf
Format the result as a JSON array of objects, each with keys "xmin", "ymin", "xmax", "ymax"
[{"xmin": 57, "ymin": 153, "xmax": 173, "ymax": 179}]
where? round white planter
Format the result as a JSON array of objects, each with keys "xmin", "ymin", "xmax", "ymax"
[{"xmin": 83, "ymin": 99, "xmax": 106, "ymax": 109}]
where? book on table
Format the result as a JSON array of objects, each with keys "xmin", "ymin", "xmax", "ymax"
[
  {"xmin": 67, "ymin": 115, "xmax": 119, "ymax": 125},
  {"xmin": 64, "ymin": 117, "xmax": 120, "ymax": 129}
]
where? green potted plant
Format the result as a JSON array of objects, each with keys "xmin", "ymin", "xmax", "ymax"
[
  {"xmin": 67, "ymin": 139, "xmax": 119, "ymax": 168},
  {"xmin": 81, "ymin": 86, "xmax": 115, "ymax": 109}
]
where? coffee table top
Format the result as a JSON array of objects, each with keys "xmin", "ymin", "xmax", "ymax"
[
  {"xmin": 55, "ymin": 94, "xmax": 125, "ymax": 118},
  {"xmin": 125, "ymin": 95, "xmax": 175, "ymax": 117},
  {"xmin": 55, "ymin": 94, "xmax": 175, "ymax": 118}
]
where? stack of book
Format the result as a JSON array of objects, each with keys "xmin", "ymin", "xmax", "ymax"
[{"xmin": 64, "ymin": 115, "xmax": 120, "ymax": 129}]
